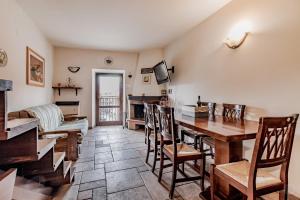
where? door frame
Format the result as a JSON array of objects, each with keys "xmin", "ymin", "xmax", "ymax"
[
  {"xmin": 95, "ymin": 73, "xmax": 123, "ymax": 126},
  {"xmin": 92, "ymin": 69, "xmax": 126, "ymax": 127}
]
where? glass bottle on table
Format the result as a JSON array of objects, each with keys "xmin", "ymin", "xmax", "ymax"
[{"xmin": 197, "ymin": 96, "xmax": 201, "ymax": 107}]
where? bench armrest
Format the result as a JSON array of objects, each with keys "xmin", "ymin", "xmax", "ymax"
[{"xmin": 64, "ymin": 115, "xmax": 87, "ymax": 121}]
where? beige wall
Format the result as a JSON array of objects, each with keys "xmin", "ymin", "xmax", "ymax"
[
  {"xmin": 164, "ymin": 0, "xmax": 300, "ymax": 195},
  {"xmin": 132, "ymin": 49, "xmax": 165, "ymax": 96},
  {"xmin": 53, "ymin": 47, "xmax": 138, "ymax": 126},
  {"xmin": 53, "ymin": 47, "xmax": 164, "ymax": 126},
  {"xmin": 0, "ymin": 0, "xmax": 54, "ymax": 111}
]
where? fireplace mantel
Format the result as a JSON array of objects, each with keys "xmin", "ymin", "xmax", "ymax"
[{"xmin": 127, "ymin": 95, "xmax": 162, "ymax": 130}]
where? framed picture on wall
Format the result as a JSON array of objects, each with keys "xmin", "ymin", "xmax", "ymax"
[
  {"xmin": 26, "ymin": 47, "xmax": 45, "ymax": 87},
  {"xmin": 142, "ymin": 75, "xmax": 151, "ymax": 84}
]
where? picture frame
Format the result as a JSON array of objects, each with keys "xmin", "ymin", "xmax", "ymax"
[
  {"xmin": 26, "ymin": 47, "xmax": 45, "ymax": 87},
  {"xmin": 142, "ymin": 75, "xmax": 151, "ymax": 84}
]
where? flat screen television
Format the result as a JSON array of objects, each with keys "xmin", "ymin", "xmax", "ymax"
[{"xmin": 153, "ymin": 60, "xmax": 170, "ymax": 85}]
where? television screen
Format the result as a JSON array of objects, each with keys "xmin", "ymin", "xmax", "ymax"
[{"xmin": 153, "ymin": 60, "xmax": 170, "ymax": 84}]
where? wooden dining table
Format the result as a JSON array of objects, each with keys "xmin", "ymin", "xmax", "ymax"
[{"xmin": 175, "ymin": 114, "xmax": 259, "ymax": 199}]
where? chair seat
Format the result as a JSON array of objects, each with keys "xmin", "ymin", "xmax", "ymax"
[
  {"xmin": 216, "ymin": 160, "xmax": 282, "ymax": 189},
  {"xmin": 164, "ymin": 143, "xmax": 202, "ymax": 157}
]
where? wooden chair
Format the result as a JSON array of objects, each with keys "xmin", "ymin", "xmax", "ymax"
[
  {"xmin": 201, "ymin": 103, "xmax": 246, "ymax": 158},
  {"xmin": 181, "ymin": 102, "xmax": 216, "ymax": 157},
  {"xmin": 210, "ymin": 114, "xmax": 299, "ymax": 200},
  {"xmin": 144, "ymin": 103, "xmax": 173, "ymax": 172},
  {"xmin": 157, "ymin": 106, "xmax": 205, "ymax": 199}
]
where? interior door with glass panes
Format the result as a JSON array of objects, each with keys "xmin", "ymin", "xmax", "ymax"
[{"xmin": 96, "ymin": 73, "xmax": 123, "ymax": 126}]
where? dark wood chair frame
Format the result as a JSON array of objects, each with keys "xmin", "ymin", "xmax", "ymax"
[
  {"xmin": 145, "ymin": 103, "xmax": 158, "ymax": 172},
  {"xmin": 210, "ymin": 114, "xmax": 299, "ymax": 200},
  {"xmin": 157, "ymin": 106, "xmax": 205, "ymax": 199},
  {"xmin": 181, "ymin": 102, "xmax": 216, "ymax": 159},
  {"xmin": 201, "ymin": 103, "xmax": 246, "ymax": 158}
]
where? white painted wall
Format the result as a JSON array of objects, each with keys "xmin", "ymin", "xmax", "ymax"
[
  {"xmin": 53, "ymin": 47, "xmax": 165, "ymax": 126},
  {"xmin": 132, "ymin": 49, "xmax": 166, "ymax": 96},
  {"xmin": 0, "ymin": 0, "xmax": 54, "ymax": 111},
  {"xmin": 164, "ymin": 0, "xmax": 300, "ymax": 196},
  {"xmin": 53, "ymin": 47, "xmax": 138, "ymax": 126}
]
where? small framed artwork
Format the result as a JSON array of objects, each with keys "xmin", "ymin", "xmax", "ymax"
[
  {"xmin": 26, "ymin": 47, "xmax": 45, "ymax": 87},
  {"xmin": 142, "ymin": 75, "xmax": 151, "ymax": 84}
]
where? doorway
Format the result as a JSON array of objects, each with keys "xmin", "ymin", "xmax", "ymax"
[{"xmin": 96, "ymin": 73, "xmax": 123, "ymax": 126}]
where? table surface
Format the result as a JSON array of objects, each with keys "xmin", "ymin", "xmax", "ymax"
[{"xmin": 175, "ymin": 115, "xmax": 259, "ymax": 142}]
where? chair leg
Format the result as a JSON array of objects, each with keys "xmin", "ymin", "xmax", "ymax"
[
  {"xmin": 144, "ymin": 127, "xmax": 147, "ymax": 144},
  {"xmin": 158, "ymin": 148, "xmax": 164, "ymax": 182},
  {"xmin": 194, "ymin": 137, "xmax": 198, "ymax": 165},
  {"xmin": 145, "ymin": 130, "xmax": 150, "ymax": 164},
  {"xmin": 181, "ymin": 130, "xmax": 185, "ymax": 143},
  {"xmin": 152, "ymin": 143, "xmax": 158, "ymax": 172},
  {"xmin": 210, "ymin": 164, "xmax": 216, "ymax": 200},
  {"xmin": 279, "ymin": 184, "xmax": 288, "ymax": 200},
  {"xmin": 199, "ymin": 137, "xmax": 204, "ymax": 152},
  {"xmin": 169, "ymin": 162, "xmax": 178, "ymax": 199},
  {"xmin": 210, "ymin": 146, "xmax": 214, "ymax": 159},
  {"xmin": 200, "ymin": 155, "xmax": 206, "ymax": 192}
]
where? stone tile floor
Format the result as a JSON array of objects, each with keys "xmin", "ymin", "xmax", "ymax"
[{"xmin": 68, "ymin": 126, "xmax": 205, "ymax": 200}]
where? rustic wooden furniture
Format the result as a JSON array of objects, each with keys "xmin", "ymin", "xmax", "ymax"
[
  {"xmin": 181, "ymin": 102, "xmax": 216, "ymax": 159},
  {"xmin": 52, "ymin": 86, "xmax": 82, "ymax": 96},
  {"xmin": 144, "ymin": 103, "xmax": 173, "ymax": 173},
  {"xmin": 0, "ymin": 80, "xmax": 74, "ymax": 188},
  {"xmin": 157, "ymin": 106, "xmax": 205, "ymax": 199},
  {"xmin": 210, "ymin": 114, "xmax": 299, "ymax": 200},
  {"xmin": 127, "ymin": 96, "xmax": 162, "ymax": 130},
  {"xmin": 55, "ymin": 101, "xmax": 80, "ymax": 116},
  {"xmin": 0, "ymin": 168, "xmax": 17, "ymax": 200},
  {"xmin": 201, "ymin": 103, "xmax": 246, "ymax": 158},
  {"xmin": 8, "ymin": 108, "xmax": 87, "ymax": 161},
  {"xmin": 175, "ymin": 114, "xmax": 259, "ymax": 199}
]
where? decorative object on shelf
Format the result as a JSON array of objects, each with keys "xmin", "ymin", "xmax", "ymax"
[
  {"xmin": 141, "ymin": 68, "xmax": 153, "ymax": 74},
  {"xmin": 67, "ymin": 66, "xmax": 80, "ymax": 73},
  {"xmin": 26, "ymin": 47, "xmax": 45, "ymax": 87},
  {"xmin": 224, "ymin": 20, "xmax": 251, "ymax": 49},
  {"xmin": 142, "ymin": 75, "xmax": 151, "ymax": 84},
  {"xmin": 0, "ymin": 49, "xmax": 8, "ymax": 67},
  {"xmin": 104, "ymin": 56, "xmax": 113, "ymax": 65},
  {"xmin": 66, "ymin": 77, "xmax": 74, "ymax": 87}
]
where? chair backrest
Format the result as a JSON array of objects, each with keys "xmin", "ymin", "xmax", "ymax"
[
  {"xmin": 222, "ymin": 103, "xmax": 246, "ymax": 120},
  {"xmin": 249, "ymin": 114, "xmax": 299, "ymax": 187},
  {"xmin": 144, "ymin": 103, "xmax": 156, "ymax": 130},
  {"xmin": 200, "ymin": 102, "xmax": 216, "ymax": 115},
  {"xmin": 157, "ymin": 106, "xmax": 178, "ymax": 155}
]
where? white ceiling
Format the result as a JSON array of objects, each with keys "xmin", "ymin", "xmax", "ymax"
[{"xmin": 17, "ymin": 0, "xmax": 231, "ymax": 51}]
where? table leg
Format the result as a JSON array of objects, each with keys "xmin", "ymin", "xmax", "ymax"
[
  {"xmin": 200, "ymin": 139, "xmax": 243, "ymax": 199},
  {"xmin": 214, "ymin": 139, "xmax": 243, "ymax": 197}
]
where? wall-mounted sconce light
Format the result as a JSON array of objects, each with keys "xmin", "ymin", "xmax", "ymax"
[{"xmin": 224, "ymin": 20, "xmax": 251, "ymax": 49}]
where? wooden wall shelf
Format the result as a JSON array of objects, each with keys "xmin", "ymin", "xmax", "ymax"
[{"xmin": 52, "ymin": 86, "xmax": 82, "ymax": 96}]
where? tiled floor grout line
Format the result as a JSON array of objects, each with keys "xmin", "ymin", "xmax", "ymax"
[{"xmin": 77, "ymin": 128, "xmax": 204, "ymax": 200}]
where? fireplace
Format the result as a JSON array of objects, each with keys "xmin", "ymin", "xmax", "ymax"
[{"xmin": 127, "ymin": 96, "xmax": 162, "ymax": 130}]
